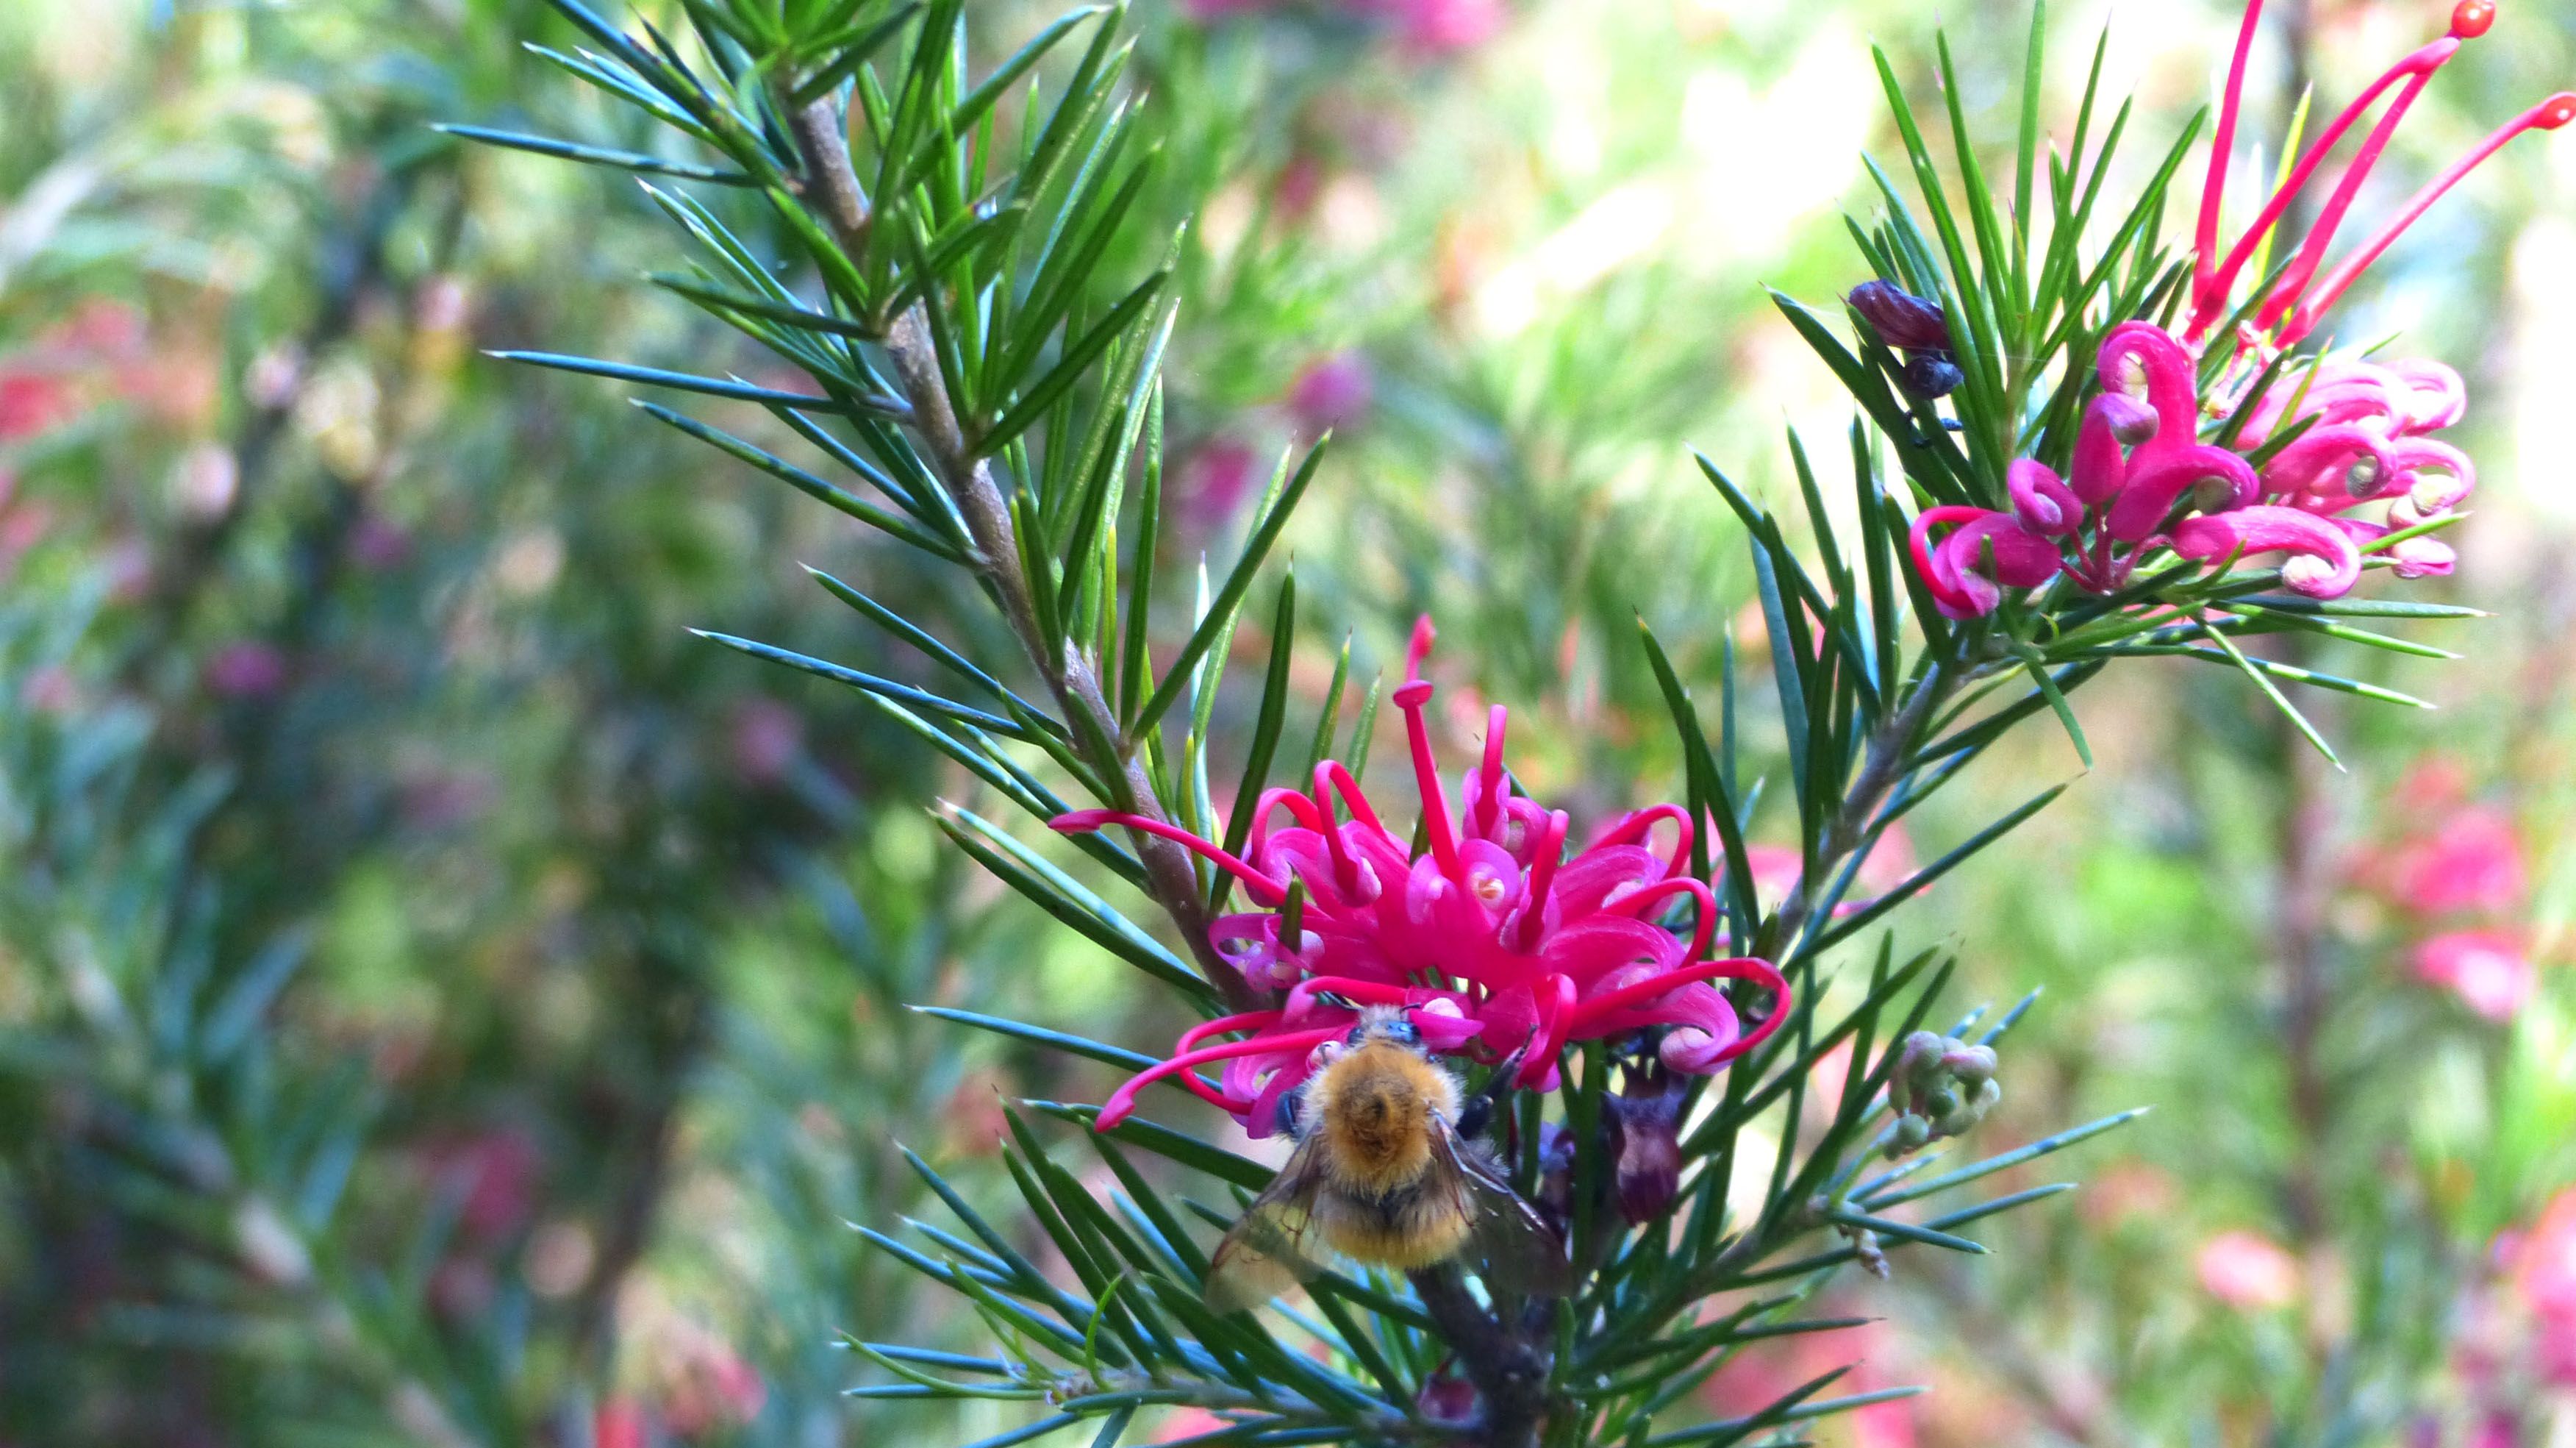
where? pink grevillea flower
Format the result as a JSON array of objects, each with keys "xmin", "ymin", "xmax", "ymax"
[
  {"xmin": 2197, "ymin": 1230, "xmax": 2301, "ymax": 1310},
  {"xmin": 1907, "ymin": 323, "xmax": 2260, "ymax": 616},
  {"xmin": 2414, "ymin": 930, "xmax": 2536, "ymax": 1021},
  {"xmin": 2203, "ymin": 351, "xmax": 2476, "ymax": 585},
  {"xmin": 2387, "ymin": 807, "xmax": 2527, "ymax": 916},
  {"xmin": 2189, "ymin": 1, "xmax": 2573, "ymax": 351},
  {"xmin": 1056, "ymin": 618, "xmax": 1789, "ymax": 1135}
]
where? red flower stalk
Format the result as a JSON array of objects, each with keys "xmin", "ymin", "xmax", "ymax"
[
  {"xmin": 2189, "ymin": 1, "xmax": 2572, "ymax": 349},
  {"xmin": 1056, "ymin": 618, "xmax": 1789, "ymax": 1135}
]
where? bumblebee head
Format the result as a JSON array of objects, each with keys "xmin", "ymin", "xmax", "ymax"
[{"xmin": 1347, "ymin": 1006, "xmax": 1422, "ymax": 1049}]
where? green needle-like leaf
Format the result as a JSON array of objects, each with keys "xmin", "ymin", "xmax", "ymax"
[
  {"xmin": 1212, "ymin": 576, "xmax": 1296, "ymax": 916},
  {"xmin": 1129, "ymin": 441, "xmax": 1325, "ymax": 742}
]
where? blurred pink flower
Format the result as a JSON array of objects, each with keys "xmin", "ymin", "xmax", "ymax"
[
  {"xmin": 2388, "ymin": 808, "xmax": 2526, "ymax": 916},
  {"xmin": 2413, "ymin": 930, "xmax": 2535, "ymax": 1021},
  {"xmin": 1176, "ymin": 437, "xmax": 1262, "ymax": 535},
  {"xmin": 2469, "ymin": 1409, "xmax": 2522, "ymax": 1448},
  {"xmin": 2197, "ymin": 1230, "xmax": 2300, "ymax": 1310},
  {"xmin": 594, "ymin": 1400, "xmax": 651, "ymax": 1448},
  {"xmin": 1704, "ymin": 1314, "xmax": 1911, "ymax": 1448},
  {"xmin": 659, "ymin": 1341, "xmax": 765, "ymax": 1437},
  {"xmin": 1156, "ymin": 1408, "xmax": 1232, "ymax": 1441},
  {"xmin": 2514, "ymin": 1191, "xmax": 2576, "ymax": 1322},
  {"xmin": 0, "ymin": 373, "xmax": 69, "ymax": 441},
  {"xmin": 203, "ymin": 641, "xmax": 290, "ymax": 700},
  {"xmin": 1287, "ymin": 350, "xmax": 1373, "ymax": 436},
  {"xmin": 1353, "ymin": 0, "xmax": 1504, "ymax": 53}
]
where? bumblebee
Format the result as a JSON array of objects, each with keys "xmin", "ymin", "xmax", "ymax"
[{"xmin": 1203, "ymin": 1008, "xmax": 1570, "ymax": 1312}]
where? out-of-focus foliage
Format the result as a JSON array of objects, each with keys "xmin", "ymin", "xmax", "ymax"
[{"xmin": 0, "ymin": 0, "xmax": 2569, "ymax": 1444}]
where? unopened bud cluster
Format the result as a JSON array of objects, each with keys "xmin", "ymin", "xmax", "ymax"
[{"xmin": 1885, "ymin": 1030, "xmax": 2001, "ymax": 1157}]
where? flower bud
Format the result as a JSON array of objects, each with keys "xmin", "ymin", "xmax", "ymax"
[
  {"xmin": 1901, "ymin": 351, "xmax": 1964, "ymax": 399},
  {"xmin": 1886, "ymin": 1031, "xmax": 2003, "ymax": 1155},
  {"xmin": 1848, "ymin": 281, "xmax": 1953, "ymax": 352},
  {"xmin": 1886, "ymin": 1113, "xmax": 1933, "ymax": 1157}
]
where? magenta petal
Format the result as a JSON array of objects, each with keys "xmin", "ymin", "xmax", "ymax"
[
  {"xmin": 2096, "ymin": 323, "xmax": 2200, "ymax": 446},
  {"xmin": 2391, "ymin": 437, "xmax": 2475, "ymax": 513},
  {"xmin": 2259, "ymin": 423, "xmax": 2397, "ymax": 502},
  {"xmin": 2069, "ymin": 394, "xmax": 2146, "ymax": 502},
  {"xmin": 2008, "ymin": 459, "xmax": 2083, "ymax": 535},
  {"xmin": 2391, "ymin": 536, "xmax": 2457, "ymax": 578},
  {"xmin": 2173, "ymin": 504, "xmax": 2364, "ymax": 598},
  {"xmin": 1934, "ymin": 512, "xmax": 2062, "ymax": 588},
  {"xmin": 2391, "ymin": 358, "xmax": 2468, "ymax": 432},
  {"xmin": 1539, "ymin": 916, "xmax": 1684, "ymax": 989},
  {"xmin": 2106, "ymin": 445, "xmax": 2262, "ymax": 541}
]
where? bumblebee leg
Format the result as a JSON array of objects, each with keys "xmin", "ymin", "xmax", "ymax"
[
  {"xmin": 1276, "ymin": 1085, "xmax": 1308, "ymax": 1140},
  {"xmin": 1456, "ymin": 1042, "xmax": 1529, "ymax": 1141}
]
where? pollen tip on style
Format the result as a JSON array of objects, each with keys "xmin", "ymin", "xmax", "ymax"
[
  {"xmin": 1052, "ymin": 622, "xmax": 1790, "ymax": 1135},
  {"xmin": 2191, "ymin": 0, "xmax": 2565, "ymax": 350}
]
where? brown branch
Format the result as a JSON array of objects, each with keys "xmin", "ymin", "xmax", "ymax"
[
  {"xmin": 777, "ymin": 94, "xmax": 1264, "ymax": 1015},
  {"xmin": 1410, "ymin": 1265, "xmax": 1554, "ymax": 1448}
]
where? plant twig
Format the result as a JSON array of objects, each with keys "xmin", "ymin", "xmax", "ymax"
[{"xmin": 777, "ymin": 90, "xmax": 1264, "ymax": 1016}]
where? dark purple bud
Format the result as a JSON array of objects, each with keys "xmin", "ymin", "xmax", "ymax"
[
  {"xmin": 1605, "ymin": 1067, "xmax": 1686, "ymax": 1225},
  {"xmin": 1901, "ymin": 351, "xmax": 1964, "ymax": 399},
  {"xmin": 1848, "ymin": 280, "xmax": 1954, "ymax": 352}
]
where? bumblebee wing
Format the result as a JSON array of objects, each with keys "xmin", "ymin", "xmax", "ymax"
[
  {"xmin": 1431, "ymin": 1113, "xmax": 1573, "ymax": 1299},
  {"xmin": 1203, "ymin": 1140, "xmax": 1331, "ymax": 1314}
]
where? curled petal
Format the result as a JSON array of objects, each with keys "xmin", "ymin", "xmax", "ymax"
[
  {"xmin": 2008, "ymin": 459, "xmax": 2083, "ymax": 535},
  {"xmin": 2390, "ymin": 358, "xmax": 2467, "ymax": 432},
  {"xmin": 2096, "ymin": 323, "xmax": 2200, "ymax": 446},
  {"xmin": 1914, "ymin": 508, "xmax": 2060, "ymax": 618},
  {"xmin": 1537, "ymin": 915, "xmax": 1686, "ymax": 991},
  {"xmin": 2069, "ymin": 394, "xmax": 2147, "ymax": 503},
  {"xmin": 2105, "ymin": 446, "xmax": 2262, "ymax": 541},
  {"xmin": 2391, "ymin": 536, "xmax": 2457, "ymax": 578},
  {"xmin": 1906, "ymin": 505, "xmax": 1992, "ymax": 617},
  {"xmin": 2258, "ymin": 423, "xmax": 2398, "ymax": 502},
  {"xmin": 2173, "ymin": 504, "xmax": 2364, "ymax": 599},
  {"xmin": 1933, "ymin": 513, "xmax": 2061, "ymax": 587},
  {"xmin": 1244, "ymin": 786, "xmax": 1328, "ymax": 862},
  {"xmin": 1570, "ymin": 956, "xmax": 1783, "ymax": 1031},
  {"xmin": 1588, "ymin": 802, "xmax": 1695, "ymax": 882},
  {"xmin": 2391, "ymin": 436, "xmax": 2476, "ymax": 513}
]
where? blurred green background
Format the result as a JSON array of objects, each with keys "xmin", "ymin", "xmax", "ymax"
[{"xmin": 2, "ymin": 0, "xmax": 2572, "ymax": 1444}]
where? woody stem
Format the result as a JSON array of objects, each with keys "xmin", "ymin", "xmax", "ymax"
[{"xmin": 778, "ymin": 90, "xmax": 1267, "ymax": 1016}]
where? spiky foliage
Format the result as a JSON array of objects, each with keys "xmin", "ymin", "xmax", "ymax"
[{"xmin": 469, "ymin": 1, "xmax": 2469, "ymax": 1444}]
